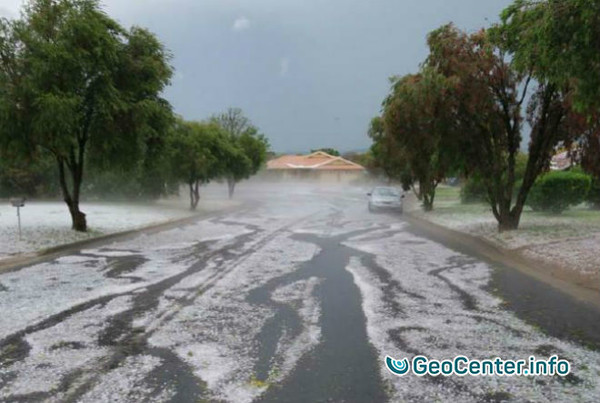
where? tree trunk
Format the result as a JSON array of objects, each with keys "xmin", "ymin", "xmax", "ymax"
[
  {"xmin": 497, "ymin": 211, "xmax": 520, "ymax": 232},
  {"xmin": 57, "ymin": 157, "xmax": 87, "ymax": 232},
  {"xmin": 189, "ymin": 180, "xmax": 200, "ymax": 210},
  {"xmin": 420, "ymin": 179, "xmax": 436, "ymax": 212},
  {"xmin": 227, "ymin": 177, "xmax": 236, "ymax": 199},
  {"xmin": 422, "ymin": 192, "xmax": 435, "ymax": 212},
  {"xmin": 68, "ymin": 202, "xmax": 87, "ymax": 232},
  {"xmin": 411, "ymin": 184, "xmax": 422, "ymax": 200},
  {"xmin": 490, "ymin": 191, "xmax": 523, "ymax": 232}
]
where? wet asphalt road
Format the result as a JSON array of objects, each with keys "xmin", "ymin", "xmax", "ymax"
[{"xmin": 0, "ymin": 184, "xmax": 599, "ymax": 402}]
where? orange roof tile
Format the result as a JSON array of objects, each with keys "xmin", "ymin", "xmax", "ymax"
[{"xmin": 267, "ymin": 151, "xmax": 365, "ymax": 171}]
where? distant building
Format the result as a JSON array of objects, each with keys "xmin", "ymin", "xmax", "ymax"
[
  {"xmin": 264, "ymin": 151, "xmax": 366, "ymax": 183},
  {"xmin": 550, "ymin": 146, "xmax": 581, "ymax": 171}
]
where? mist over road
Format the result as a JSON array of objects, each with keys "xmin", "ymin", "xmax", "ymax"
[{"xmin": 1, "ymin": 184, "xmax": 599, "ymax": 402}]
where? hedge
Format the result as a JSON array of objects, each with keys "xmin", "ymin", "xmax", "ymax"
[{"xmin": 526, "ymin": 170, "xmax": 592, "ymax": 213}]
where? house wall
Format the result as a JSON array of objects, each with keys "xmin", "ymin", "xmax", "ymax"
[{"xmin": 260, "ymin": 169, "xmax": 366, "ymax": 184}]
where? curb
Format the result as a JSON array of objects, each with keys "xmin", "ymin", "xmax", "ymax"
[
  {"xmin": 0, "ymin": 201, "xmax": 249, "ymax": 274},
  {"xmin": 403, "ymin": 210, "xmax": 600, "ymax": 309}
]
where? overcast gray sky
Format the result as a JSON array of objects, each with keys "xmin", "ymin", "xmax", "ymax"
[{"xmin": 0, "ymin": 0, "xmax": 512, "ymax": 153}]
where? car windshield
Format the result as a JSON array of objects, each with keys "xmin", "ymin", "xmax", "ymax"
[{"xmin": 374, "ymin": 188, "xmax": 400, "ymax": 197}]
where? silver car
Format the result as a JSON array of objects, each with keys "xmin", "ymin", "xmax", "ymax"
[{"xmin": 367, "ymin": 186, "xmax": 404, "ymax": 213}]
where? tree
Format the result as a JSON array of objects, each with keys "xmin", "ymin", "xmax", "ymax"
[
  {"xmin": 0, "ymin": 151, "xmax": 58, "ymax": 198},
  {"xmin": 577, "ymin": 117, "xmax": 600, "ymax": 205},
  {"xmin": 213, "ymin": 107, "xmax": 252, "ymax": 139},
  {"xmin": 238, "ymin": 129, "xmax": 270, "ymax": 177},
  {"xmin": 310, "ymin": 148, "xmax": 340, "ymax": 156},
  {"xmin": 425, "ymin": 24, "xmax": 577, "ymax": 230},
  {"xmin": 167, "ymin": 120, "xmax": 227, "ymax": 210},
  {"xmin": 222, "ymin": 145, "xmax": 252, "ymax": 199},
  {"xmin": 382, "ymin": 69, "xmax": 460, "ymax": 211},
  {"xmin": 0, "ymin": 0, "xmax": 173, "ymax": 231},
  {"xmin": 220, "ymin": 130, "xmax": 268, "ymax": 198},
  {"xmin": 83, "ymin": 125, "xmax": 174, "ymax": 201},
  {"xmin": 368, "ymin": 116, "xmax": 413, "ymax": 190},
  {"xmin": 500, "ymin": 0, "xmax": 600, "ymax": 112},
  {"xmin": 500, "ymin": 0, "xmax": 600, "ymax": 208},
  {"xmin": 212, "ymin": 108, "xmax": 268, "ymax": 198},
  {"xmin": 342, "ymin": 151, "xmax": 376, "ymax": 173}
]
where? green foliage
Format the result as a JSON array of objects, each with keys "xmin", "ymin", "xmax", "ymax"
[
  {"xmin": 382, "ymin": 68, "xmax": 462, "ymax": 211},
  {"xmin": 222, "ymin": 146, "xmax": 252, "ymax": 182},
  {"xmin": 461, "ymin": 153, "xmax": 528, "ymax": 204},
  {"xmin": 368, "ymin": 116, "xmax": 413, "ymax": 189},
  {"xmin": 499, "ymin": 0, "xmax": 600, "ymax": 112},
  {"xmin": 424, "ymin": 23, "xmax": 577, "ymax": 231},
  {"xmin": 166, "ymin": 120, "xmax": 230, "ymax": 209},
  {"xmin": 0, "ymin": 153, "xmax": 59, "ymax": 198},
  {"xmin": 571, "ymin": 166, "xmax": 600, "ymax": 209},
  {"xmin": 342, "ymin": 151, "xmax": 370, "ymax": 167},
  {"xmin": 165, "ymin": 116, "xmax": 268, "ymax": 207},
  {"xmin": 83, "ymin": 168, "xmax": 145, "ymax": 200},
  {"xmin": 239, "ymin": 131, "xmax": 270, "ymax": 176},
  {"xmin": 460, "ymin": 175, "xmax": 487, "ymax": 204},
  {"xmin": 83, "ymin": 160, "xmax": 172, "ymax": 201},
  {"xmin": 310, "ymin": 148, "xmax": 340, "ymax": 156},
  {"xmin": 514, "ymin": 153, "xmax": 528, "ymax": 181},
  {"xmin": 498, "ymin": 1, "xmax": 600, "ymax": 201},
  {"xmin": 527, "ymin": 171, "xmax": 592, "ymax": 213},
  {"xmin": 212, "ymin": 108, "xmax": 269, "ymax": 198},
  {"xmin": 136, "ymin": 131, "xmax": 173, "ymax": 199},
  {"xmin": 0, "ymin": 0, "xmax": 173, "ymax": 230},
  {"xmin": 368, "ymin": 7, "xmax": 599, "ymax": 230},
  {"xmin": 168, "ymin": 121, "xmax": 224, "ymax": 185},
  {"xmin": 587, "ymin": 177, "xmax": 600, "ymax": 209}
]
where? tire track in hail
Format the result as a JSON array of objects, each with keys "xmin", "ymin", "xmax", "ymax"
[
  {"xmin": 56, "ymin": 210, "xmax": 321, "ymax": 403},
  {"xmin": 0, "ymin": 211, "xmax": 260, "ymax": 401}
]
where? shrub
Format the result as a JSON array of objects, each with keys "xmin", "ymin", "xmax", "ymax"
[
  {"xmin": 587, "ymin": 177, "xmax": 600, "ymax": 209},
  {"xmin": 460, "ymin": 174, "xmax": 487, "ymax": 203},
  {"xmin": 526, "ymin": 170, "xmax": 592, "ymax": 213},
  {"xmin": 461, "ymin": 153, "xmax": 528, "ymax": 204}
]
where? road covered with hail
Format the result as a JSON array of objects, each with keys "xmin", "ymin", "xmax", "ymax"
[{"xmin": 1, "ymin": 184, "xmax": 599, "ymax": 402}]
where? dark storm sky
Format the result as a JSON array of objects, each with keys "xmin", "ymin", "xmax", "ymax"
[{"xmin": 0, "ymin": 0, "xmax": 513, "ymax": 153}]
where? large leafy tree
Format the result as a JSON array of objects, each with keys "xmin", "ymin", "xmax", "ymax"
[
  {"xmin": 367, "ymin": 116, "xmax": 413, "ymax": 190},
  {"xmin": 426, "ymin": 24, "xmax": 579, "ymax": 230},
  {"xmin": 382, "ymin": 69, "xmax": 460, "ymax": 211},
  {"xmin": 0, "ymin": 0, "xmax": 173, "ymax": 231},
  {"xmin": 212, "ymin": 108, "xmax": 269, "ymax": 198},
  {"xmin": 500, "ymin": 0, "xmax": 600, "ymax": 204},
  {"xmin": 83, "ymin": 126, "xmax": 173, "ymax": 200},
  {"xmin": 168, "ymin": 120, "xmax": 228, "ymax": 210},
  {"xmin": 238, "ymin": 129, "xmax": 270, "ymax": 178},
  {"xmin": 500, "ymin": 0, "xmax": 600, "ymax": 112},
  {"xmin": 0, "ymin": 151, "xmax": 58, "ymax": 197},
  {"xmin": 222, "ymin": 146, "xmax": 252, "ymax": 198}
]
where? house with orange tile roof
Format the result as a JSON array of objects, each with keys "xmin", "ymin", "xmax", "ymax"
[
  {"xmin": 550, "ymin": 145, "xmax": 581, "ymax": 171},
  {"xmin": 264, "ymin": 151, "xmax": 366, "ymax": 183}
]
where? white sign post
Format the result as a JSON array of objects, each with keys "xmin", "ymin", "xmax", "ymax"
[{"xmin": 10, "ymin": 198, "xmax": 25, "ymax": 241}]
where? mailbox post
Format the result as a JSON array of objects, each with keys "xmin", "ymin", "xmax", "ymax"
[{"xmin": 10, "ymin": 198, "xmax": 25, "ymax": 240}]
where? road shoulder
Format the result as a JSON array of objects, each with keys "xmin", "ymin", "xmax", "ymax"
[
  {"xmin": 403, "ymin": 210, "xmax": 600, "ymax": 311},
  {"xmin": 0, "ymin": 201, "xmax": 249, "ymax": 275}
]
